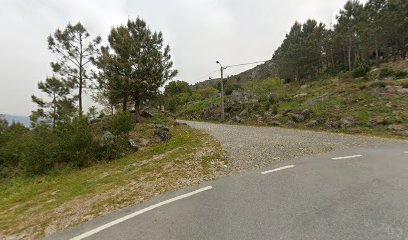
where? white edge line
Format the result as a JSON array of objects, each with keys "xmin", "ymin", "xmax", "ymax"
[
  {"xmin": 261, "ymin": 165, "xmax": 295, "ymax": 175},
  {"xmin": 70, "ymin": 186, "xmax": 213, "ymax": 240},
  {"xmin": 331, "ymin": 154, "xmax": 363, "ymax": 160}
]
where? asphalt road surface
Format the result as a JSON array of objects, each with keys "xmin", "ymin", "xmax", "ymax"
[{"xmin": 48, "ymin": 122, "xmax": 408, "ymax": 240}]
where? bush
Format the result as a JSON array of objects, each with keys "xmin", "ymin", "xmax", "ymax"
[
  {"xmin": 370, "ymin": 81, "xmax": 386, "ymax": 88},
  {"xmin": 352, "ymin": 64, "xmax": 370, "ymax": 78},
  {"xmin": 110, "ymin": 112, "xmax": 135, "ymax": 135},
  {"xmin": 394, "ymin": 71, "xmax": 408, "ymax": 79},
  {"xmin": 379, "ymin": 67, "xmax": 394, "ymax": 79}
]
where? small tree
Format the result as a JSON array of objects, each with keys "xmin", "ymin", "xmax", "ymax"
[
  {"xmin": 31, "ymin": 77, "xmax": 74, "ymax": 128},
  {"xmin": 48, "ymin": 22, "xmax": 101, "ymax": 116}
]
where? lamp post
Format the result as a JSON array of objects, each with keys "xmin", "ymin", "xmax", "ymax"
[{"xmin": 216, "ymin": 61, "xmax": 225, "ymax": 121}]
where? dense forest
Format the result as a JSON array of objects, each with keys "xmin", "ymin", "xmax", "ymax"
[{"xmin": 272, "ymin": 0, "xmax": 408, "ymax": 82}]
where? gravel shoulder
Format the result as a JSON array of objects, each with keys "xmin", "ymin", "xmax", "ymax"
[{"xmin": 182, "ymin": 120, "xmax": 407, "ymax": 171}]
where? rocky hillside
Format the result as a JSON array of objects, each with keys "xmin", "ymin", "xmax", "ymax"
[{"xmin": 180, "ymin": 61, "xmax": 408, "ymax": 139}]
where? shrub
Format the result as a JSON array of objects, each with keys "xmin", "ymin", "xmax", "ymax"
[
  {"xmin": 110, "ymin": 112, "xmax": 135, "ymax": 135},
  {"xmin": 352, "ymin": 64, "xmax": 370, "ymax": 78},
  {"xmin": 378, "ymin": 67, "xmax": 394, "ymax": 79},
  {"xmin": 370, "ymin": 81, "xmax": 386, "ymax": 88},
  {"xmin": 394, "ymin": 71, "xmax": 408, "ymax": 79}
]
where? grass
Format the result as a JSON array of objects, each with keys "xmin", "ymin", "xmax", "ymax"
[
  {"xmin": 0, "ymin": 125, "xmax": 228, "ymax": 239},
  {"xmin": 178, "ymin": 75, "xmax": 408, "ymax": 139}
]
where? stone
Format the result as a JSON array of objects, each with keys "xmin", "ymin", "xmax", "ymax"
[
  {"xmin": 388, "ymin": 124, "xmax": 405, "ymax": 131},
  {"xmin": 141, "ymin": 110, "xmax": 155, "ymax": 118},
  {"xmin": 302, "ymin": 93, "xmax": 329, "ymax": 106},
  {"xmin": 301, "ymin": 109, "xmax": 314, "ymax": 119},
  {"xmin": 340, "ymin": 118, "xmax": 356, "ymax": 129},
  {"xmin": 305, "ymin": 120, "xmax": 318, "ymax": 128},
  {"xmin": 269, "ymin": 120, "xmax": 282, "ymax": 126},
  {"xmin": 239, "ymin": 108, "xmax": 248, "ymax": 116},
  {"xmin": 128, "ymin": 139, "xmax": 139, "ymax": 150},
  {"xmin": 174, "ymin": 121, "xmax": 188, "ymax": 126},
  {"xmin": 300, "ymin": 84, "xmax": 309, "ymax": 89},
  {"xmin": 286, "ymin": 120, "xmax": 296, "ymax": 127},
  {"xmin": 288, "ymin": 113, "xmax": 305, "ymax": 122},
  {"xmin": 294, "ymin": 93, "xmax": 308, "ymax": 99},
  {"xmin": 154, "ymin": 125, "xmax": 171, "ymax": 141},
  {"xmin": 232, "ymin": 116, "xmax": 243, "ymax": 123},
  {"xmin": 325, "ymin": 121, "xmax": 340, "ymax": 129}
]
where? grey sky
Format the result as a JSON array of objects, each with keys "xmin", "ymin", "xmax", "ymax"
[{"xmin": 0, "ymin": 0, "xmax": 362, "ymax": 116}]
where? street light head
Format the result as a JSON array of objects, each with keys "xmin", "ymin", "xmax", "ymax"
[{"xmin": 216, "ymin": 61, "xmax": 219, "ymax": 64}]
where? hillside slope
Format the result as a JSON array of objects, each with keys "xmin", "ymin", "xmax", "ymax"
[{"xmin": 180, "ymin": 63, "xmax": 408, "ymax": 139}]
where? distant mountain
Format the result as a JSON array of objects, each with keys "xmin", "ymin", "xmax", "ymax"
[{"xmin": 0, "ymin": 114, "xmax": 30, "ymax": 127}]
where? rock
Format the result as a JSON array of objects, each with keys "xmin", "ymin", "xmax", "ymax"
[
  {"xmin": 305, "ymin": 120, "xmax": 318, "ymax": 128},
  {"xmin": 286, "ymin": 120, "xmax": 296, "ymax": 127},
  {"xmin": 340, "ymin": 118, "xmax": 356, "ymax": 129},
  {"xmin": 300, "ymin": 84, "xmax": 309, "ymax": 89},
  {"xmin": 301, "ymin": 109, "xmax": 314, "ymax": 119},
  {"xmin": 282, "ymin": 110, "xmax": 291, "ymax": 116},
  {"xmin": 388, "ymin": 124, "xmax": 405, "ymax": 131},
  {"xmin": 345, "ymin": 98, "xmax": 354, "ymax": 105},
  {"xmin": 254, "ymin": 114, "xmax": 263, "ymax": 123},
  {"xmin": 101, "ymin": 131, "xmax": 114, "ymax": 142},
  {"xmin": 272, "ymin": 113, "xmax": 284, "ymax": 120},
  {"xmin": 385, "ymin": 85, "xmax": 408, "ymax": 94},
  {"xmin": 239, "ymin": 108, "xmax": 248, "ymax": 116},
  {"xmin": 231, "ymin": 91, "xmax": 250, "ymax": 103},
  {"xmin": 232, "ymin": 116, "xmax": 243, "ymax": 123},
  {"xmin": 128, "ymin": 139, "xmax": 140, "ymax": 150},
  {"xmin": 154, "ymin": 125, "xmax": 171, "ymax": 141},
  {"xmin": 201, "ymin": 104, "xmax": 220, "ymax": 120},
  {"xmin": 288, "ymin": 113, "xmax": 305, "ymax": 122},
  {"xmin": 269, "ymin": 120, "xmax": 282, "ymax": 126},
  {"xmin": 294, "ymin": 93, "xmax": 308, "ymax": 99},
  {"xmin": 302, "ymin": 93, "xmax": 329, "ymax": 106},
  {"xmin": 325, "ymin": 121, "xmax": 340, "ymax": 129},
  {"xmin": 141, "ymin": 110, "xmax": 155, "ymax": 118},
  {"xmin": 174, "ymin": 121, "xmax": 187, "ymax": 126}
]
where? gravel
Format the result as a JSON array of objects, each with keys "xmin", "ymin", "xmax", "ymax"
[{"xmin": 182, "ymin": 120, "xmax": 406, "ymax": 171}]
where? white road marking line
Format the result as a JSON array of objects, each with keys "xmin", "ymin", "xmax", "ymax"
[
  {"xmin": 261, "ymin": 165, "xmax": 295, "ymax": 175},
  {"xmin": 70, "ymin": 186, "xmax": 213, "ymax": 240},
  {"xmin": 331, "ymin": 154, "xmax": 363, "ymax": 160}
]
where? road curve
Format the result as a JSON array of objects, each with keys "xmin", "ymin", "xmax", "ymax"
[{"xmin": 48, "ymin": 122, "xmax": 408, "ymax": 240}]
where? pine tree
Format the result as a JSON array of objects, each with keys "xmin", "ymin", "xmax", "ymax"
[
  {"xmin": 48, "ymin": 22, "xmax": 101, "ymax": 116},
  {"xmin": 31, "ymin": 77, "xmax": 74, "ymax": 128},
  {"xmin": 98, "ymin": 18, "xmax": 177, "ymax": 122}
]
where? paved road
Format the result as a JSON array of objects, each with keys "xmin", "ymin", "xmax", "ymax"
[{"xmin": 48, "ymin": 122, "xmax": 408, "ymax": 240}]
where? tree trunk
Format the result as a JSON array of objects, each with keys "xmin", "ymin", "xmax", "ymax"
[
  {"xmin": 78, "ymin": 34, "xmax": 83, "ymax": 116},
  {"xmin": 134, "ymin": 97, "xmax": 142, "ymax": 123},
  {"xmin": 348, "ymin": 43, "xmax": 352, "ymax": 71},
  {"xmin": 122, "ymin": 95, "xmax": 128, "ymax": 112},
  {"xmin": 375, "ymin": 39, "xmax": 380, "ymax": 68}
]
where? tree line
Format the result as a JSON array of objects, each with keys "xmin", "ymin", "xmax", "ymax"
[
  {"xmin": 32, "ymin": 17, "xmax": 177, "ymax": 127},
  {"xmin": 272, "ymin": 0, "xmax": 408, "ymax": 82}
]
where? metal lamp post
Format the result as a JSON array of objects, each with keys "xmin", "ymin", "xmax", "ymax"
[{"xmin": 216, "ymin": 61, "xmax": 225, "ymax": 121}]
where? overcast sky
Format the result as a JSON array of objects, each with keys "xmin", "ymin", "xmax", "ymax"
[{"xmin": 0, "ymin": 0, "xmax": 364, "ymax": 116}]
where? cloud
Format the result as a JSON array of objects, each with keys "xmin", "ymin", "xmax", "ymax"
[{"xmin": 0, "ymin": 0, "xmax": 363, "ymax": 115}]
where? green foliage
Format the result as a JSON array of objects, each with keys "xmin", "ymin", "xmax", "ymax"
[
  {"xmin": 97, "ymin": 18, "xmax": 177, "ymax": 121},
  {"xmin": 192, "ymin": 87, "xmax": 219, "ymax": 100},
  {"xmin": 370, "ymin": 81, "xmax": 386, "ymax": 88},
  {"xmin": 394, "ymin": 71, "xmax": 408, "ymax": 80},
  {"xmin": 164, "ymin": 80, "xmax": 191, "ymax": 95},
  {"xmin": 378, "ymin": 67, "xmax": 394, "ymax": 79},
  {"xmin": 48, "ymin": 22, "xmax": 101, "ymax": 115},
  {"xmin": 110, "ymin": 112, "xmax": 135, "ymax": 135},
  {"xmin": 352, "ymin": 64, "xmax": 370, "ymax": 78}
]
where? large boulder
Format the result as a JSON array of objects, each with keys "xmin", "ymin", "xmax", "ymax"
[
  {"xmin": 154, "ymin": 125, "xmax": 171, "ymax": 142},
  {"xmin": 388, "ymin": 124, "xmax": 405, "ymax": 132},
  {"xmin": 305, "ymin": 120, "xmax": 319, "ymax": 128},
  {"xmin": 301, "ymin": 109, "xmax": 314, "ymax": 119},
  {"xmin": 288, "ymin": 113, "xmax": 305, "ymax": 122}
]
